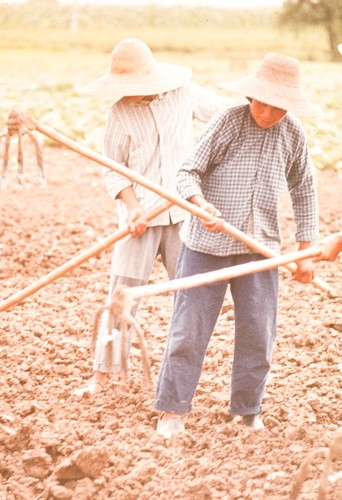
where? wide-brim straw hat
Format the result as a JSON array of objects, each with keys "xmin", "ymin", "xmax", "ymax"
[
  {"xmin": 220, "ymin": 52, "xmax": 322, "ymax": 117},
  {"xmin": 79, "ymin": 38, "xmax": 192, "ymax": 102}
]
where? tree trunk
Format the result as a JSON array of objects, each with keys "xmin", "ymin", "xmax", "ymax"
[{"xmin": 324, "ymin": 5, "xmax": 341, "ymax": 61}]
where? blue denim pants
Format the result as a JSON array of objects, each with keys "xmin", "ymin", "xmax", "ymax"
[{"xmin": 155, "ymin": 244, "xmax": 278, "ymax": 416}]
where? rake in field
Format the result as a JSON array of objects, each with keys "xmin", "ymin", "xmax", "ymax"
[
  {"xmin": 0, "ymin": 109, "xmax": 45, "ymax": 187},
  {"xmin": 290, "ymin": 428, "xmax": 342, "ymax": 500},
  {"xmin": 91, "ymin": 284, "xmax": 152, "ymax": 389},
  {"xmin": 94, "ymin": 244, "xmax": 328, "ymax": 388}
]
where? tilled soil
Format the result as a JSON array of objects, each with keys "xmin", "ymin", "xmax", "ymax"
[{"xmin": 0, "ymin": 146, "xmax": 341, "ymax": 500}]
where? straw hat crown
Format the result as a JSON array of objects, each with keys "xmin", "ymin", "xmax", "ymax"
[
  {"xmin": 257, "ymin": 52, "xmax": 300, "ymax": 87},
  {"xmin": 79, "ymin": 38, "xmax": 192, "ymax": 102},
  {"xmin": 110, "ymin": 38, "xmax": 156, "ymax": 77},
  {"xmin": 220, "ymin": 52, "xmax": 321, "ymax": 117}
]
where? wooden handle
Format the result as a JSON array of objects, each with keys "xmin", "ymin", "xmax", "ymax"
[
  {"xmin": 0, "ymin": 201, "xmax": 172, "ymax": 312},
  {"xmin": 126, "ymin": 246, "xmax": 324, "ymax": 301},
  {"xmin": 33, "ymin": 119, "xmax": 329, "ymax": 293}
]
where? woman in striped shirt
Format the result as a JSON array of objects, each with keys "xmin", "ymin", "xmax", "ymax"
[{"xmin": 75, "ymin": 38, "xmax": 230, "ymax": 396}]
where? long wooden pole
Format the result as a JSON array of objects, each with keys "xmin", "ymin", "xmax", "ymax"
[
  {"xmin": 125, "ymin": 246, "xmax": 323, "ymax": 303},
  {"xmin": 33, "ymin": 119, "xmax": 329, "ymax": 293},
  {"xmin": 0, "ymin": 201, "xmax": 172, "ymax": 312}
]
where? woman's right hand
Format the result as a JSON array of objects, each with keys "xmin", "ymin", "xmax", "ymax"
[
  {"xmin": 127, "ymin": 206, "xmax": 148, "ymax": 237},
  {"xmin": 190, "ymin": 195, "xmax": 224, "ymax": 233}
]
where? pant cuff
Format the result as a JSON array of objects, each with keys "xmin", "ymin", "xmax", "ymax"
[
  {"xmin": 93, "ymin": 361, "xmax": 121, "ymax": 374},
  {"xmin": 228, "ymin": 405, "xmax": 262, "ymax": 416},
  {"xmin": 154, "ymin": 398, "xmax": 191, "ymax": 414}
]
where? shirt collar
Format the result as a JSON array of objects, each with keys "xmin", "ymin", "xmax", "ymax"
[{"xmin": 133, "ymin": 94, "xmax": 163, "ymax": 107}]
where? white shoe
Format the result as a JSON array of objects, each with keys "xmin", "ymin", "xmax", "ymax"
[
  {"xmin": 241, "ymin": 414, "xmax": 265, "ymax": 430},
  {"xmin": 156, "ymin": 415, "xmax": 185, "ymax": 438},
  {"xmin": 73, "ymin": 381, "xmax": 104, "ymax": 397}
]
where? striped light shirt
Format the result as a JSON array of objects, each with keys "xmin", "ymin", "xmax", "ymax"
[
  {"xmin": 103, "ymin": 82, "xmax": 229, "ymax": 228},
  {"xmin": 177, "ymin": 104, "xmax": 319, "ymax": 255}
]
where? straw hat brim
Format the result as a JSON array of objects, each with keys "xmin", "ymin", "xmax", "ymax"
[
  {"xmin": 78, "ymin": 62, "xmax": 192, "ymax": 101},
  {"xmin": 220, "ymin": 75, "xmax": 322, "ymax": 117}
]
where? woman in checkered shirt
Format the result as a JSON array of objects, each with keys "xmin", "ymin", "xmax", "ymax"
[{"xmin": 155, "ymin": 53, "xmax": 322, "ymax": 437}]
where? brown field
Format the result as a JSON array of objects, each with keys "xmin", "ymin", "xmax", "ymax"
[
  {"xmin": 0, "ymin": 4, "xmax": 341, "ymax": 498},
  {"xmin": 0, "ymin": 140, "xmax": 341, "ymax": 499}
]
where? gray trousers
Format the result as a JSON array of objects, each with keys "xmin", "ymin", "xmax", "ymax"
[
  {"xmin": 93, "ymin": 223, "xmax": 182, "ymax": 373},
  {"xmin": 155, "ymin": 245, "xmax": 279, "ymax": 416}
]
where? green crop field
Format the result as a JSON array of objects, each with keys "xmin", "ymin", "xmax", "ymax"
[{"xmin": 0, "ymin": 3, "xmax": 341, "ymax": 170}]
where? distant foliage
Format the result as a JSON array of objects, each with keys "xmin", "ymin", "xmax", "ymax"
[
  {"xmin": 0, "ymin": 3, "xmax": 340, "ymax": 171},
  {"xmin": 280, "ymin": 0, "xmax": 342, "ymax": 61},
  {"xmin": 0, "ymin": 3, "xmax": 333, "ymax": 60},
  {"xmin": 0, "ymin": 3, "xmax": 275, "ymax": 31}
]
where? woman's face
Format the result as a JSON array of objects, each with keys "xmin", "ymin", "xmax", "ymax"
[{"xmin": 250, "ymin": 99, "xmax": 287, "ymax": 129}]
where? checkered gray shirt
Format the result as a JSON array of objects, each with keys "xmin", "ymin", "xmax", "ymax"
[{"xmin": 177, "ymin": 104, "xmax": 319, "ymax": 255}]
